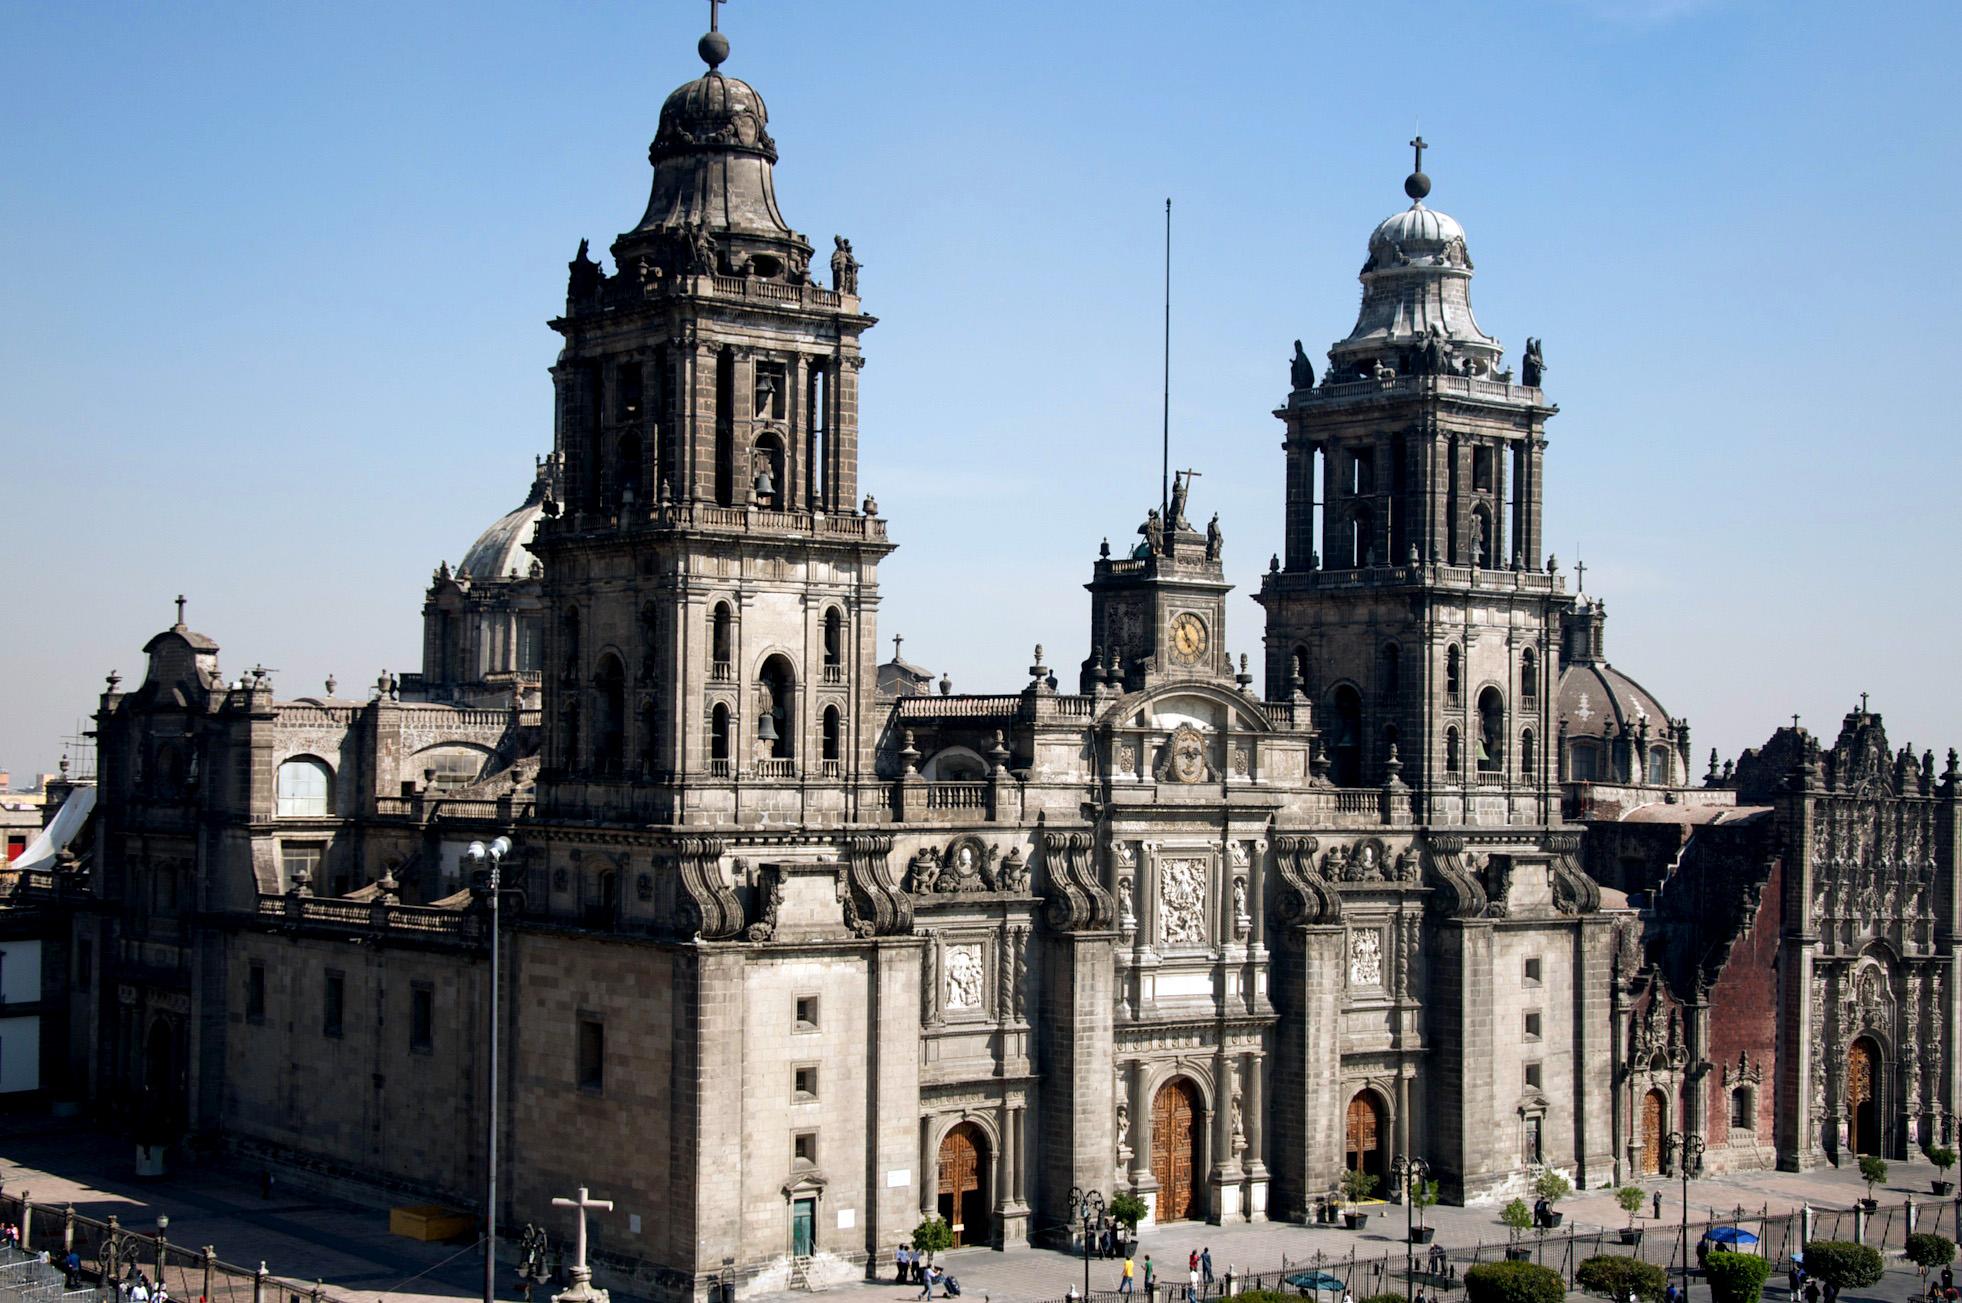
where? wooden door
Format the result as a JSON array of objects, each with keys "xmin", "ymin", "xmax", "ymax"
[
  {"xmin": 1152, "ymin": 1079, "xmax": 1200, "ymax": 1221},
  {"xmin": 1848, "ymin": 1039, "xmax": 1878, "ymax": 1155},
  {"xmin": 1640, "ymin": 1089, "xmax": 1664, "ymax": 1175},
  {"xmin": 938, "ymin": 1124, "xmax": 989, "ymax": 1246},
  {"xmin": 1346, "ymin": 1092, "xmax": 1384, "ymax": 1183}
]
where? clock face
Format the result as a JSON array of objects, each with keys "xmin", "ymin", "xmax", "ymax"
[{"xmin": 1170, "ymin": 612, "xmax": 1209, "ymax": 664}]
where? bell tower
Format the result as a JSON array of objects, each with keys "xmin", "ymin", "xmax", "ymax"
[
  {"xmin": 1256, "ymin": 145, "xmax": 1567, "ymax": 818},
  {"xmin": 1079, "ymin": 473, "xmax": 1237, "ymax": 694},
  {"xmin": 533, "ymin": 15, "xmax": 892, "ymax": 824}
]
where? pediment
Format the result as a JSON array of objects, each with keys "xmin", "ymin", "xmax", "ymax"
[{"xmin": 1104, "ymin": 683, "xmax": 1276, "ymax": 735}]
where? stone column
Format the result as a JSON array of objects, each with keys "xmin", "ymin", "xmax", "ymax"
[
  {"xmin": 1128, "ymin": 1059, "xmax": 1153, "ymax": 1187},
  {"xmin": 1210, "ymin": 1050, "xmax": 1243, "ymax": 1222},
  {"xmin": 1244, "ymin": 1052, "xmax": 1269, "ymax": 1221},
  {"xmin": 1035, "ymin": 931, "xmax": 1116, "ymax": 1245}
]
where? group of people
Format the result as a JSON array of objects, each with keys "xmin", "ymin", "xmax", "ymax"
[
  {"xmin": 894, "ymin": 1243, "xmax": 962, "ymax": 1299},
  {"xmin": 116, "ymin": 1267, "xmax": 171, "ymax": 1303},
  {"xmin": 1114, "ymin": 1247, "xmax": 1220, "ymax": 1301}
]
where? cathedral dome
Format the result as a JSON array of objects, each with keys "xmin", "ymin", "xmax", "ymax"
[
  {"xmin": 654, "ymin": 70, "xmax": 774, "ymax": 164},
  {"xmin": 1555, "ymin": 661, "xmax": 1671, "ymax": 739},
  {"xmin": 458, "ymin": 466, "xmax": 552, "ymax": 581},
  {"xmin": 1368, "ymin": 203, "xmax": 1467, "ymax": 256}
]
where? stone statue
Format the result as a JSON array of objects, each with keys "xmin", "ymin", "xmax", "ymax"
[
  {"xmin": 831, "ymin": 236, "xmax": 860, "ymax": 294},
  {"xmin": 1142, "ymin": 508, "xmax": 1164, "ymax": 556},
  {"xmin": 1168, "ymin": 474, "xmax": 1190, "ymax": 530},
  {"xmin": 1290, "ymin": 339, "xmax": 1315, "ymax": 390},
  {"xmin": 1205, "ymin": 512, "xmax": 1223, "ymax": 562},
  {"xmin": 687, "ymin": 221, "xmax": 717, "ymax": 275},
  {"xmin": 568, "ymin": 238, "xmax": 603, "ymax": 300},
  {"xmin": 1521, "ymin": 337, "xmax": 1546, "ymax": 387}
]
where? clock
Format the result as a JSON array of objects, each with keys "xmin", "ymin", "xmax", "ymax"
[{"xmin": 1169, "ymin": 612, "xmax": 1209, "ymax": 665}]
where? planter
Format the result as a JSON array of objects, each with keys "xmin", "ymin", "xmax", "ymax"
[
  {"xmin": 1545, "ymin": 1211, "xmax": 1564, "ymax": 1228},
  {"xmin": 1934, "ymin": 1181, "xmax": 1955, "ymax": 1196},
  {"xmin": 1345, "ymin": 1212, "xmax": 1370, "ymax": 1230},
  {"xmin": 133, "ymin": 1144, "xmax": 167, "ymax": 1178},
  {"xmin": 1409, "ymin": 1226, "xmax": 1435, "ymax": 1244},
  {"xmin": 1505, "ymin": 1247, "xmax": 1532, "ymax": 1262},
  {"xmin": 1858, "ymin": 1198, "xmax": 1879, "ymax": 1212},
  {"xmin": 1619, "ymin": 1228, "xmax": 1645, "ymax": 1245}
]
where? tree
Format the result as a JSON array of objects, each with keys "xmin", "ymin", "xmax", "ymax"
[
  {"xmin": 1342, "ymin": 1167, "xmax": 1381, "ymax": 1205},
  {"xmin": 1533, "ymin": 1169, "xmax": 1572, "ymax": 1209},
  {"xmin": 1928, "ymin": 1147, "xmax": 1957, "ymax": 1192},
  {"xmin": 1411, "ymin": 1178, "xmax": 1441, "ymax": 1231},
  {"xmin": 910, "ymin": 1215, "xmax": 953, "ymax": 1263},
  {"xmin": 1466, "ymin": 1260, "xmax": 1565, "ymax": 1303},
  {"xmin": 1801, "ymin": 1240, "xmax": 1884, "ymax": 1303},
  {"xmin": 1703, "ymin": 1250, "xmax": 1772, "ymax": 1303},
  {"xmin": 1856, "ymin": 1154, "xmax": 1888, "ymax": 1201},
  {"xmin": 1109, "ymin": 1192, "xmax": 1148, "ymax": 1232},
  {"xmin": 1576, "ymin": 1254, "xmax": 1668, "ymax": 1302},
  {"xmin": 1501, "ymin": 1198, "xmax": 1534, "ymax": 1245},
  {"xmin": 1616, "ymin": 1186, "xmax": 1647, "ymax": 1229},
  {"xmin": 1906, "ymin": 1233, "xmax": 1956, "ymax": 1281}
]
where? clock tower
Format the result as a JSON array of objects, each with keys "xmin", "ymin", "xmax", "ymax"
[{"xmin": 1079, "ymin": 474, "xmax": 1237, "ymax": 694}]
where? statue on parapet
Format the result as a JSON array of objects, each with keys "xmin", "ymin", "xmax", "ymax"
[
  {"xmin": 1141, "ymin": 508, "xmax": 1164, "ymax": 557},
  {"xmin": 1521, "ymin": 337, "xmax": 1546, "ymax": 387},
  {"xmin": 1290, "ymin": 339, "xmax": 1315, "ymax": 390},
  {"xmin": 1205, "ymin": 513, "xmax": 1223, "ymax": 562},
  {"xmin": 831, "ymin": 236, "xmax": 860, "ymax": 294}
]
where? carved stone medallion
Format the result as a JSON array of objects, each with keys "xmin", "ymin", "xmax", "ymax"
[{"xmin": 1156, "ymin": 724, "xmax": 1214, "ymax": 785}]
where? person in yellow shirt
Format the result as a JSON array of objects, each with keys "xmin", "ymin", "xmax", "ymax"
[{"xmin": 1120, "ymin": 1256, "xmax": 1136, "ymax": 1295}]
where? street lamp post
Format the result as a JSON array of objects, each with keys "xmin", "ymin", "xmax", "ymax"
[
  {"xmin": 1390, "ymin": 1156, "xmax": 1432, "ymax": 1303},
  {"xmin": 469, "ymin": 835, "xmax": 514, "ymax": 1303},
  {"xmin": 1666, "ymin": 1131, "xmax": 1707, "ymax": 1303},
  {"xmin": 1066, "ymin": 1187, "xmax": 1109, "ymax": 1303}
]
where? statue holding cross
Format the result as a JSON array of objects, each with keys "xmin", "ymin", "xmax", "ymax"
[{"xmin": 549, "ymin": 1186, "xmax": 615, "ymax": 1303}]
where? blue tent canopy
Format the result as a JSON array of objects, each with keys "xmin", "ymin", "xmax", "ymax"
[
  {"xmin": 1706, "ymin": 1227, "xmax": 1760, "ymax": 1246},
  {"xmin": 1284, "ymin": 1271, "xmax": 1348, "ymax": 1293}
]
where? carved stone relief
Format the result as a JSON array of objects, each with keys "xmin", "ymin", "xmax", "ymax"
[
  {"xmin": 1349, "ymin": 928, "xmax": 1383, "ymax": 987},
  {"xmin": 945, "ymin": 943, "xmax": 984, "ymax": 1011},
  {"xmin": 1158, "ymin": 857, "xmax": 1209, "ymax": 946}
]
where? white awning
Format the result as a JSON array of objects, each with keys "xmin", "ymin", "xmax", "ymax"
[{"xmin": 11, "ymin": 784, "xmax": 96, "ymax": 873}]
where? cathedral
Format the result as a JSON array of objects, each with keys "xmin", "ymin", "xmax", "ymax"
[{"xmin": 15, "ymin": 14, "xmax": 1960, "ymax": 1303}]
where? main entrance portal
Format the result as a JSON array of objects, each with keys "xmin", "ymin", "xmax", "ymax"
[
  {"xmin": 937, "ymin": 1123, "xmax": 991, "ymax": 1246},
  {"xmin": 1151, "ymin": 1078, "xmax": 1202, "ymax": 1222}
]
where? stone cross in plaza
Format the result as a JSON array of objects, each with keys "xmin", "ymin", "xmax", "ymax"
[{"xmin": 550, "ymin": 1186, "xmax": 615, "ymax": 1303}]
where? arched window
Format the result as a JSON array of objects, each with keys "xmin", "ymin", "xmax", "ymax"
[
  {"xmin": 614, "ymin": 432, "xmax": 642, "ymax": 508},
  {"xmin": 1647, "ymin": 745, "xmax": 1672, "ymax": 786},
  {"xmin": 593, "ymin": 655, "xmax": 626, "ymax": 777},
  {"xmin": 1330, "ymin": 684, "xmax": 1363, "ymax": 787},
  {"xmin": 757, "ymin": 654, "xmax": 797, "ymax": 761},
  {"xmin": 1445, "ymin": 727, "xmax": 1461, "ymax": 775},
  {"xmin": 1477, "ymin": 687, "xmax": 1505, "ymax": 773},
  {"xmin": 709, "ymin": 702, "xmax": 731, "ymax": 772},
  {"xmin": 275, "ymin": 757, "xmax": 332, "ymax": 817},
  {"xmin": 1569, "ymin": 739, "xmax": 1600, "ymax": 782},
  {"xmin": 807, "ymin": 364, "xmax": 829, "ymax": 510},
  {"xmin": 714, "ymin": 347, "xmax": 736, "ymax": 506},
  {"xmin": 1351, "ymin": 505, "xmax": 1375, "ymax": 568},
  {"xmin": 1445, "ymin": 645, "xmax": 1462, "ymax": 701},
  {"xmin": 1521, "ymin": 729, "xmax": 1536, "ymax": 777},
  {"xmin": 1379, "ymin": 644, "xmax": 1401, "ymax": 704},
  {"xmin": 710, "ymin": 601, "xmax": 734, "ymax": 676},
  {"xmin": 751, "ymin": 432, "xmax": 785, "ymax": 508},
  {"xmin": 1471, "ymin": 503, "xmax": 1494, "ymax": 567},
  {"xmin": 1521, "ymin": 649, "xmax": 1538, "ymax": 702},
  {"xmin": 822, "ymin": 705, "xmax": 842, "ymax": 763},
  {"xmin": 823, "ymin": 608, "xmax": 844, "ymax": 674}
]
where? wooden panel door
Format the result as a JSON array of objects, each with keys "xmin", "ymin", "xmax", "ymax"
[
  {"xmin": 1152, "ymin": 1079, "xmax": 1199, "ymax": 1221},
  {"xmin": 938, "ymin": 1125, "xmax": 986, "ymax": 1246},
  {"xmin": 1640, "ymin": 1089, "xmax": 1664, "ymax": 1175},
  {"xmin": 1346, "ymin": 1093, "xmax": 1384, "ymax": 1182},
  {"xmin": 1848, "ymin": 1039, "xmax": 1878, "ymax": 1155}
]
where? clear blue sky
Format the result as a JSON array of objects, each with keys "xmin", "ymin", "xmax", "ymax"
[{"xmin": 4, "ymin": 0, "xmax": 1958, "ymax": 781}]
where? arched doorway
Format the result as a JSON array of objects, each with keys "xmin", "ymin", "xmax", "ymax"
[
  {"xmin": 1345, "ymin": 1091, "xmax": 1387, "ymax": 1188},
  {"xmin": 1640, "ymin": 1089, "xmax": 1665, "ymax": 1175},
  {"xmin": 1152, "ymin": 1077, "xmax": 1204, "ymax": 1222},
  {"xmin": 1848, "ymin": 1037, "xmax": 1882, "ymax": 1156},
  {"xmin": 936, "ymin": 1123, "xmax": 991, "ymax": 1247}
]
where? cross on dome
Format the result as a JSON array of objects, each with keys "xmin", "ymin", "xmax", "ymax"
[
  {"xmin": 1410, "ymin": 135, "xmax": 1427, "ymax": 171},
  {"xmin": 708, "ymin": 0, "xmax": 725, "ymax": 32},
  {"xmin": 1404, "ymin": 134, "xmax": 1433, "ymax": 202}
]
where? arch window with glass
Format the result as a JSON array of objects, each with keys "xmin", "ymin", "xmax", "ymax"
[
  {"xmin": 1647, "ymin": 745, "xmax": 1672, "ymax": 786},
  {"xmin": 1569, "ymin": 739, "xmax": 1600, "ymax": 782},
  {"xmin": 1477, "ymin": 688, "xmax": 1505, "ymax": 773},
  {"xmin": 709, "ymin": 702, "xmax": 732, "ymax": 777},
  {"xmin": 275, "ymin": 757, "xmax": 333, "ymax": 817},
  {"xmin": 822, "ymin": 608, "xmax": 845, "ymax": 683}
]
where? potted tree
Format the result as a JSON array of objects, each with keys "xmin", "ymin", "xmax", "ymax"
[
  {"xmin": 1856, "ymin": 1155, "xmax": 1887, "ymax": 1211},
  {"xmin": 1616, "ymin": 1186, "xmax": 1647, "ymax": 1245},
  {"xmin": 1906, "ymin": 1233, "xmax": 1956, "ymax": 1293},
  {"xmin": 1534, "ymin": 1170, "xmax": 1572, "ymax": 1230},
  {"xmin": 1928, "ymin": 1146, "xmax": 1957, "ymax": 1197},
  {"xmin": 1110, "ymin": 1192, "xmax": 1148, "ymax": 1257},
  {"xmin": 911, "ymin": 1215, "xmax": 953, "ymax": 1277},
  {"xmin": 1801, "ymin": 1240, "xmax": 1883, "ymax": 1303},
  {"xmin": 1502, "ymin": 1198, "xmax": 1534, "ymax": 1261},
  {"xmin": 1342, "ymin": 1168, "xmax": 1380, "ymax": 1229},
  {"xmin": 1410, "ymin": 1178, "xmax": 1440, "ymax": 1244}
]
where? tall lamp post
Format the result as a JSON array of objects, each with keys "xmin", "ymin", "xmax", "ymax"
[
  {"xmin": 469, "ymin": 835, "xmax": 514, "ymax": 1303},
  {"xmin": 1066, "ymin": 1187, "xmax": 1109, "ymax": 1302},
  {"xmin": 1390, "ymin": 1157, "xmax": 1431, "ymax": 1303},
  {"xmin": 1666, "ymin": 1131, "xmax": 1707, "ymax": 1303}
]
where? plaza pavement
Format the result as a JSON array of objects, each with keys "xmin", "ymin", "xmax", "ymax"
[{"xmin": 0, "ymin": 1116, "xmax": 1951, "ymax": 1303}]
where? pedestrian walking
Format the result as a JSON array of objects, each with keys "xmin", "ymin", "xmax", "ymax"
[
  {"xmin": 63, "ymin": 1250, "xmax": 80, "ymax": 1289},
  {"xmin": 917, "ymin": 1263, "xmax": 937, "ymax": 1301},
  {"xmin": 896, "ymin": 1244, "xmax": 910, "ymax": 1284},
  {"xmin": 1120, "ymin": 1255, "xmax": 1136, "ymax": 1296},
  {"xmin": 1652, "ymin": 1190, "xmax": 1663, "ymax": 1220},
  {"xmin": 1143, "ymin": 1254, "xmax": 1155, "ymax": 1300},
  {"xmin": 1202, "ymin": 1249, "xmax": 1213, "ymax": 1289},
  {"xmin": 1189, "ymin": 1251, "xmax": 1200, "ymax": 1275},
  {"xmin": 1188, "ymin": 1266, "xmax": 1199, "ymax": 1302}
]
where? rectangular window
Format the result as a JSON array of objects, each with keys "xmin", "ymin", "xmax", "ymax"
[
  {"xmin": 1731, "ymin": 1089, "xmax": 1753, "ymax": 1130},
  {"xmin": 793, "ymin": 1131, "xmax": 818, "ymax": 1167},
  {"xmin": 76, "ymin": 939, "xmax": 92, "ymax": 992},
  {"xmin": 1524, "ymin": 1011, "xmax": 1543, "ymax": 1041},
  {"xmin": 323, "ymin": 970, "xmax": 345, "ymax": 1039},
  {"xmin": 411, "ymin": 983, "xmax": 434, "ymax": 1052},
  {"xmin": 1524, "ymin": 1062, "xmax": 1543, "ymax": 1090},
  {"xmin": 794, "ymin": 995, "xmax": 819, "ymax": 1032},
  {"xmin": 247, "ymin": 963, "xmax": 266, "ymax": 1023},
  {"xmin": 282, "ymin": 842, "xmax": 324, "ymax": 892},
  {"xmin": 1523, "ymin": 957, "xmax": 1543, "ymax": 986},
  {"xmin": 794, "ymin": 1065, "xmax": 818, "ymax": 1102},
  {"xmin": 578, "ymin": 1017, "xmax": 605, "ymax": 1092}
]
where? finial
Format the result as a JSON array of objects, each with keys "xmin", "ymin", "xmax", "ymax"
[
  {"xmin": 174, "ymin": 594, "xmax": 187, "ymax": 626},
  {"xmin": 892, "ymin": 633, "xmax": 903, "ymax": 660},
  {"xmin": 1860, "ymin": 691, "xmax": 1870, "ymax": 714},
  {"xmin": 699, "ymin": 0, "xmax": 730, "ymax": 68},
  {"xmin": 1404, "ymin": 135, "xmax": 1431, "ymax": 202},
  {"xmin": 1574, "ymin": 557, "xmax": 1586, "ymax": 593},
  {"xmin": 1792, "ymin": 713, "xmax": 1802, "ymax": 731}
]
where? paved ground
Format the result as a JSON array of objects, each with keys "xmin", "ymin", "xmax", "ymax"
[{"xmin": 0, "ymin": 1118, "xmax": 1953, "ymax": 1303}]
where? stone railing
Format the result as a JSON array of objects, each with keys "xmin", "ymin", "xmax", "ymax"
[
  {"xmin": 709, "ymin": 274, "xmax": 845, "ymax": 310},
  {"xmin": 372, "ymin": 794, "xmax": 533, "ymax": 823},
  {"xmin": 255, "ymin": 892, "xmax": 480, "ymax": 942},
  {"xmin": 755, "ymin": 758, "xmax": 797, "ymax": 780},
  {"xmin": 1276, "ymin": 562, "xmax": 1561, "ymax": 595},
  {"xmin": 639, "ymin": 500, "xmax": 889, "ymax": 542},
  {"xmin": 1297, "ymin": 372, "xmax": 1546, "ymax": 407},
  {"xmin": 897, "ymin": 695, "xmax": 1023, "ymax": 719},
  {"xmin": 926, "ymin": 782, "xmax": 988, "ymax": 811}
]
